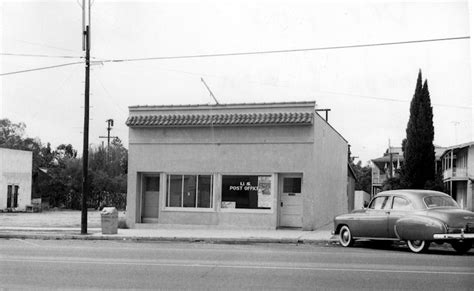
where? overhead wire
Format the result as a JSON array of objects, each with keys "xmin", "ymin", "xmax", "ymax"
[
  {"xmin": 1, "ymin": 52, "xmax": 83, "ymax": 59},
  {"xmin": 1, "ymin": 35, "xmax": 470, "ymax": 78},
  {"xmin": 102, "ymin": 36, "xmax": 470, "ymax": 63},
  {"xmin": 0, "ymin": 62, "xmax": 83, "ymax": 76}
]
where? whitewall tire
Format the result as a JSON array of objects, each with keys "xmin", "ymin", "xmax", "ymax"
[
  {"xmin": 339, "ymin": 225, "xmax": 354, "ymax": 247},
  {"xmin": 407, "ymin": 240, "xmax": 430, "ymax": 253}
]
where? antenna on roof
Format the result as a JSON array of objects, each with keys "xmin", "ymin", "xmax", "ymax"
[{"xmin": 201, "ymin": 77, "xmax": 220, "ymax": 105}]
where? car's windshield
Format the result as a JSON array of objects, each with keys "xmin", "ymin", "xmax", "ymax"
[{"xmin": 423, "ymin": 196, "xmax": 459, "ymax": 208}]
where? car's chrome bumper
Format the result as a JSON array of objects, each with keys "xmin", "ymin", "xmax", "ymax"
[{"xmin": 433, "ymin": 233, "xmax": 474, "ymax": 240}]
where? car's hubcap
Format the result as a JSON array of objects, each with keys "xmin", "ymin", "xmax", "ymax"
[
  {"xmin": 342, "ymin": 231, "xmax": 349, "ymax": 243},
  {"xmin": 412, "ymin": 240, "xmax": 422, "ymax": 247},
  {"xmin": 407, "ymin": 239, "xmax": 427, "ymax": 253}
]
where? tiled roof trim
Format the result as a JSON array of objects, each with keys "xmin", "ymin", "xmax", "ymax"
[{"xmin": 126, "ymin": 112, "xmax": 313, "ymax": 127}]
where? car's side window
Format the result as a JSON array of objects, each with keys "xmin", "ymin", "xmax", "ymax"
[
  {"xmin": 391, "ymin": 197, "xmax": 412, "ymax": 210},
  {"xmin": 369, "ymin": 196, "xmax": 389, "ymax": 209}
]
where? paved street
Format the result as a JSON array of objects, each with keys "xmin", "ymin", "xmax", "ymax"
[{"xmin": 1, "ymin": 239, "xmax": 472, "ymax": 290}]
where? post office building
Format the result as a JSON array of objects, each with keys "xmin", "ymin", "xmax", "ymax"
[{"xmin": 126, "ymin": 101, "xmax": 348, "ymax": 230}]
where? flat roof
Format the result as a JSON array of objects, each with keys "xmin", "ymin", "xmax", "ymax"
[{"xmin": 129, "ymin": 101, "xmax": 316, "ymax": 111}]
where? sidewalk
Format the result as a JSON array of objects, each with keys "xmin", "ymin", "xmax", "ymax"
[{"xmin": 0, "ymin": 210, "xmax": 338, "ymax": 245}]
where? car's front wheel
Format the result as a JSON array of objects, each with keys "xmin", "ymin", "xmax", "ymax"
[
  {"xmin": 407, "ymin": 240, "xmax": 430, "ymax": 253},
  {"xmin": 339, "ymin": 225, "xmax": 354, "ymax": 247},
  {"xmin": 451, "ymin": 241, "xmax": 472, "ymax": 254}
]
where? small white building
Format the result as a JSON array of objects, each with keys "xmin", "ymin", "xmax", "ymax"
[
  {"xmin": 0, "ymin": 148, "xmax": 32, "ymax": 211},
  {"xmin": 354, "ymin": 190, "xmax": 371, "ymax": 209}
]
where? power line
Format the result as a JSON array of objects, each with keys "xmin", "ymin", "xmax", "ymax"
[
  {"xmin": 2, "ymin": 36, "xmax": 469, "ymax": 76},
  {"xmin": 103, "ymin": 36, "xmax": 470, "ymax": 63},
  {"xmin": 318, "ymin": 90, "xmax": 472, "ymax": 109},
  {"xmin": 4, "ymin": 37, "xmax": 79, "ymax": 53},
  {"xmin": 0, "ymin": 62, "xmax": 83, "ymax": 76},
  {"xmin": 1, "ymin": 52, "xmax": 83, "ymax": 59}
]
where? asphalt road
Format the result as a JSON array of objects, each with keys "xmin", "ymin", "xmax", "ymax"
[{"xmin": 0, "ymin": 239, "xmax": 472, "ymax": 290}]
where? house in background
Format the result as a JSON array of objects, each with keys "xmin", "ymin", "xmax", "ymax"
[
  {"xmin": 371, "ymin": 145, "xmax": 445, "ymax": 195},
  {"xmin": 441, "ymin": 141, "xmax": 474, "ymax": 211},
  {"xmin": 0, "ymin": 148, "xmax": 32, "ymax": 211},
  {"xmin": 125, "ymin": 101, "xmax": 349, "ymax": 230},
  {"xmin": 371, "ymin": 146, "xmax": 404, "ymax": 195}
]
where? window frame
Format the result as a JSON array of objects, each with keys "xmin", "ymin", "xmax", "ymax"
[
  {"xmin": 390, "ymin": 196, "xmax": 413, "ymax": 211},
  {"xmin": 164, "ymin": 173, "xmax": 215, "ymax": 212},
  {"xmin": 369, "ymin": 196, "xmax": 390, "ymax": 210}
]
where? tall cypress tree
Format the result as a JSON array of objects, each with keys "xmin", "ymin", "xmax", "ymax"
[{"xmin": 401, "ymin": 70, "xmax": 435, "ymax": 189}]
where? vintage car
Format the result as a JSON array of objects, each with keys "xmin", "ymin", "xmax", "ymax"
[{"xmin": 333, "ymin": 190, "xmax": 474, "ymax": 253}]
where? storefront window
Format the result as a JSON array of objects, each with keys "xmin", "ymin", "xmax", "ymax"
[
  {"xmin": 221, "ymin": 175, "xmax": 272, "ymax": 210},
  {"xmin": 166, "ymin": 175, "xmax": 213, "ymax": 208}
]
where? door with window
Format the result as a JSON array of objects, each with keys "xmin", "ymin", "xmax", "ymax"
[
  {"xmin": 387, "ymin": 196, "xmax": 413, "ymax": 238},
  {"xmin": 142, "ymin": 176, "xmax": 160, "ymax": 222},
  {"xmin": 356, "ymin": 195, "xmax": 390, "ymax": 238},
  {"xmin": 279, "ymin": 175, "xmax": 303, "ymax": 228}
]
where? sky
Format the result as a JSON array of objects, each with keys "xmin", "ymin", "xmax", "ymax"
[{"xmin": 1, "ymin": 0, "xmax": 473, "ymax": 164}]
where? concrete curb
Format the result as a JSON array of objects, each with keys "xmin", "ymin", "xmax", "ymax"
[{"xmin": 0, "ymin": 232, "xmax": 339, "ymax": 245}]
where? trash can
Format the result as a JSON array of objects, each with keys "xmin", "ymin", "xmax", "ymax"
[{"xmin": 100, "ymin": 207, "xmax": 118, "ymax": 234}]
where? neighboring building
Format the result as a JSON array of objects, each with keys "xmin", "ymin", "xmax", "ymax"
[
  {"xmin": 371, "ymin": 145, "xmax": 445, "ymax": 194},
  {"xmin": 126, "ymin": 101, "xmax": 348, "ymax": 230},
  {"xmin": 0, "ymin": 148, "xmax": 32, "ymax": 211},
  {"xmin": 354, "ymin": 190, "xmax": 371, "ymax": 209},
  {"xmin": 441, "ymin": 141, "xmax": 474, "ymax": 211},
  {"xmin": 347, "ymin": 163, "xmax": 357, "ymax": 212}
]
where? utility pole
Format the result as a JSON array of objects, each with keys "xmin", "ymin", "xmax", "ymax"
[
  {"xmin": 388, "ymin": 139, "xmax": 393, "ymax": 179},
  {"xmin": 81, "ymin": 0, "xmax": 91, "ymax": 235},
  {"xmin": 99, "ymin": 119, "xmax": 118, "ymax": 149},
  {"xmin": 99, "ymin": 119, "xmax": 118, "ymax": 161}
]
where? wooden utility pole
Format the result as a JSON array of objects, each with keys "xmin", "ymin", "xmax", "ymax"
[
  {"xmin": 81, "ymin": 0, "xmax": 91, "ymax": 235},
  {"xmin": 388, "ymin": 139, "xmax": 393, "ymax": 179},
  {"xmin": 99, "ymin": 119, "xmax": 118, "ymax": 149},
  {"xmin": 99, "ymin": 119, "xmax": 118, "ymax": 161}
]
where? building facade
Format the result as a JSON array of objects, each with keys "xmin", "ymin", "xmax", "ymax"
[
  {"xmin": 441, "ymin": 142, "xmax": 474, "ymax": 210},
  {"xmin": 126, "ymin": 101, "xmax": 348, "ymax": 230},
  {"xmin": 371, "ymin": 146, "xmax": 445, "ymax": 194},
  {"xmin": 0, "ymin": 148, "xmax": 32, "ymax": 211}
]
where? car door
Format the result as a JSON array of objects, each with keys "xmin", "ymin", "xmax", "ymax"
[
  {"xmin": 387, "ymin": 196, "xmax": 413, "ymax": 238},
  {"xmin": 356, "ymin": 195, "xmax": 390, "ymax": 238}
]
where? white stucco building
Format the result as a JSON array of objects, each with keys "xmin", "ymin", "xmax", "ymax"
[
  {"xmin": 0, "ymin": 148, "xmax": 32, "ymax": 211},
  {"xmin": 125, "ymin": 101, "xmax": 349, "ymax": 230}
]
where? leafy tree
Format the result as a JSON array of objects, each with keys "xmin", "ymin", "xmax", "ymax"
[
  {"xmin": 1, "ymin": 118, "xmax": 127, "ymax": 210},
  {"xmin": 0, "ymin": 118, "xmax": 53, "ymax": 170},
  {"xmin": 350, "ymin": 160, "xmax": 372, "ymax": 194},
  {"xmin": 400, "ymin": 70, "xmax": 436, "ymax": 189},
  {"xmin": 88, "ymin": 139, "xmax": 128, "ymax": 209},
  {"xmin": 382, "ymin": 177, "xmax": 402, "ymax": 191},
  {"xmin": 0, "ymin": 119, "xmax": 26, "ymax": 148}
]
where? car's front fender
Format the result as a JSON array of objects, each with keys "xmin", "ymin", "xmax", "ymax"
[{"xmin": 395, "ymin": 216, "xmax": 447, "ymax": 241}]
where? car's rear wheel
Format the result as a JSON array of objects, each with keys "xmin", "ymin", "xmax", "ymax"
[
  {"xmin": 407, "ymin": 240, "xmax": 430, "ymax": 253},
  {"xmin": 339, "ymin": 225, "xmax": 354, "ymax": 247},
  {"xmin": 451, "ymin": 241, "xmax": 472, "ymax": 254}
]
